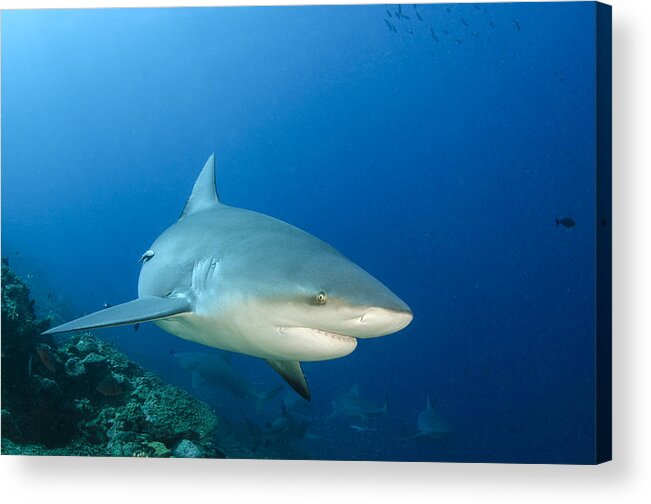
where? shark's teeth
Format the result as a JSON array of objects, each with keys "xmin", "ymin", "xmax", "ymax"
[
  {"xmin": 276, "ymin": 326, "xmax": 358, "ymax": 361},
  {"xmin": 282, "ymin": 327, "xmax": 357, "ymax": 345}
]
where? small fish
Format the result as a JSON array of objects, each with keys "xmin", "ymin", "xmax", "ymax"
[
  {"xmin": 513, "ymin": 19, "xmax": 521, "ymax": 31},
  {"xmin": 489, "ymin": 20, "xmax": 495, "ymax": 29},
  {"xmin": 350, "ymin": 424, "xmax": 376, "ymax": 432},
  {"xmin": 473, "ymin": 3, "xmax": 482, "ymax": 10},
  {"xmin": 446, "ymin": 7, "xmax": 451, "ymax": 13},
  {"xmin": 417, "ymin": 12, "xmax": 423, "ymax": 21},
  {"xmin": 384, "ymin": 19, "xmax": 393, "ymax": 31},
  {"xmin": 386, "ymin": 9, "xmax": 392, "ymax": 18},
  {"xmin": 443, "ymin": 29, "xmax": 449, "ymax": 36},
  {"xmin": 402, "ymin": 15, "xmax": 411, "ymax": 20},
  {"xmin": 430, "ymin": 27, "xmax": 439, "ymax": 43},
  {"xmin": 35, "ymin": 345, "xmax": 56, "ymax": 372},
  {"xmin": 96, "ymin": 374, "xmax": 125, "ymax": 397},
  {"xmin": 461, "ymin": 17, "xmax": 469, "ymax": 27},
  {"xmin": 555, "ymin": 217, "xmax": 576, "ymax": 228}
]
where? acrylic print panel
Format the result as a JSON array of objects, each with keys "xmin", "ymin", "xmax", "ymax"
[{"xmin": 0, "ymin": 2, "xmax": 611, "ymax": 464}]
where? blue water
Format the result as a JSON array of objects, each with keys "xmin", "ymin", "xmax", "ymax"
[{"xmin": 1, "ymin": 2, "xmax": 597, "ymax": 463}]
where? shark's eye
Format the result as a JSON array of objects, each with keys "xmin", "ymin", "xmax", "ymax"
[{"xmin": 316, "ymin": 291, "xmax": 327, "ymax": 305}]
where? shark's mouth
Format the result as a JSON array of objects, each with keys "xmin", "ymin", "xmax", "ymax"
[{"xmin": 277, "ymin": 326, "xmax": 358, "ymax": 361}]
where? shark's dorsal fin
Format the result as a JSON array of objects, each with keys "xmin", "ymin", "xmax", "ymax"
[
  {"xmin": 180, "ymin": 154, "xmax": 221, "ymax": 219},
  {"xmin": 265, "ymin": 359, "xmax": 311, "ymax": 401},
  {"xmin": 43, "ymin": 295, "xmax": 191, "ymax": 335}
]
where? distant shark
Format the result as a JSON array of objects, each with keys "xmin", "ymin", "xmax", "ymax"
[
  {"xmin": 44, "ymin": 154, "xmax": 413, "ymax": 400},
  {"xmin": 175, "ymin": 351, "xmax": 281, "ymax": 404},
  {"xmin": 329, "ymin": 383, "xmax": 387, "ymax": 421},
  {"xmin": 401, "ymin": 395, "xmax": 450, "ymax": 441}
]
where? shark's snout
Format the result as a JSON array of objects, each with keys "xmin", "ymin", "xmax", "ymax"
[{"xmin": 357, "ymin": 306, "xmax": 413, "ymax": 338}]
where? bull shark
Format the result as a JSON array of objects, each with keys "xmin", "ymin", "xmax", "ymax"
[
  {"xmin": 329, "ymin": 383, "xmax": 387, "ymax": 421},
  {"xmin": 44, "ymin": 154, "xmax": 413, "ymax": 400},
  {"xmin": 401, "ymin": 395, "xmax": 450, "ymax": 441},
  {"xmin": 175, "ymin": 351, "xmax": 281, "ymax": 404}
]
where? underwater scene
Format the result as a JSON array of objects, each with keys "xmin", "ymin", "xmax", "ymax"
[{"xmin": 2, "ymin": 3, "xmax": 601, "ymax": 463}]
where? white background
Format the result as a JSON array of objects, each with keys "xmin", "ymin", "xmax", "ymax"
[{"xmin": 0, "ymin": 0, "xmax": 649, "ymax": 502}]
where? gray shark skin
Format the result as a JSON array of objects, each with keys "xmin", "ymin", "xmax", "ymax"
[{"xmin": 44, "ymin": 154, "xmax": 413, "ymax": 400}]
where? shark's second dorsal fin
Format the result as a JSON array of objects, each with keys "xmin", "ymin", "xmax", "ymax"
[
  {"xmin": 265, "ymin": 359, "xmax": 311, "ymax": 401},
  {"xmin": 180, "ymin": 153, "xmax": 221, "ymax": 220},
  {"xmin": 42, "ymin": 296, "xmax": 191, "ymax": 335}
]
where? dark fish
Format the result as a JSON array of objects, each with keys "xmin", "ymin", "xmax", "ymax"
[
  {"xmin": 461, "ymin": 17, "xmax": 469, "ymax": 27},
  {"xmin": 416, "ymin": 11, "xmax": 423, "ymax": 21},
  {"xmin": 386, "ymin": 9, "xmax": 392, "ymax": 18},
  {"xmin": 513, "ymin": 19, "xmax": 521, "ymax": 31},
  {"xmin": 430, "ymin": 27, "xmax": 439, "ymax": 42},
  {"xmin": 96, "ymin": 374, "xmax": 124, "ymax": 397},
  {"xmin": 489, "ymin": 20, "xmax": 495, "ymax": 29},
  {"xmin": 443, "ymin": 29, "xmax": 449, "ymax": 35},
  {"xmin": 402, "ymin": 15, "xmax": 411, "ymax": 20},
  {"xmin": 473, "ymin": 3, "xmax": 481, "ymax": 10},
  {"xmin": 134, "ymin": 322, "xmax": 140, "ymax": 332},
  {"xmin": 35, "ymin": 345, "xmax": 56, "ymax": 372},
  {"xmin": 446, "ymin": 7, "xmax": 451, "ymax": 13},
  {"xmin": 384, "ymin": 19, "xmax": 393, "ymax": 31},
  {"xmin": 555, "ymin": 217, "xmax": 576, "ymax": 228}
]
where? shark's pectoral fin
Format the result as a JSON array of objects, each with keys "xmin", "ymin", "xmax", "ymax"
[
  {"xmin": 265, "ymin": 359, "xmax": 311, "ymax": 401},
  {"xmin": 42, "ymin": 295, "xmax": 191, "ymax": 335}
]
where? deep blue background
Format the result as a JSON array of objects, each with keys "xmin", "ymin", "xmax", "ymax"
[{"xmin": 2, "ymin": 2, "xmax": 597, "ymax": 463}]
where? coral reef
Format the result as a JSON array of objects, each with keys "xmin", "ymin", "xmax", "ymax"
[{"xmin": 1, "ymin": 260, "xmax": 224, "ymax": 458}]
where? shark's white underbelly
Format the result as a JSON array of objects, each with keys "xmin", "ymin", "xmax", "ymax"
[{"xmin": 154, "ymin": 311, "xmax": 357, "ymax": 362}]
